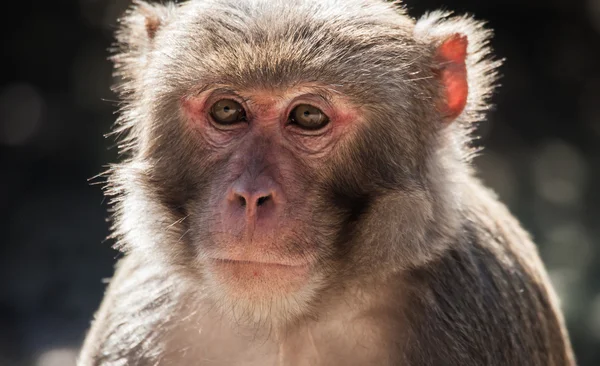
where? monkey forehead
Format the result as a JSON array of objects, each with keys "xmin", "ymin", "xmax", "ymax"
[{"xmin": 149, "ymin": 0, "xmax": 429, "ymax": 101}]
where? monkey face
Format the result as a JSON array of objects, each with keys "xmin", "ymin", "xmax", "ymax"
[
  {"xmin": 110, "ymin": 0, "xmax": 464, "ymax": 327},
  {"xmin": 171, "ymin": 86, "xmax": 366, "ymax": 324}
]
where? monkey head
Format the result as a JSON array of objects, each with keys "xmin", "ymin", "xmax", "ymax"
[{"xmin": 108, "ymin": 0, "xmax": 498, "ymax": 328}]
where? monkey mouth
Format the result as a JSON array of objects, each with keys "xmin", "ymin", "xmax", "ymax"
[
  {"xmin": 209, "ymin": 255, "xmax": 311, "ymax": 266},
  {"xmin": 209, "ymin": 258, "xmax": 310, "ymax": 274},
  {"xmin": 208, "ymin": 258, "xmax": 312, "ymax": 291},
  {"xmin": 211, "ymin": 258, "xmax": 305, "ymax": 266}
]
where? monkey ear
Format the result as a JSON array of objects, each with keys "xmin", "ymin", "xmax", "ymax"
[
  {"xmin": 414, "ymin": 12, "xmax": 501, "ymax": 124},
  {"xmin": 112, "ymin": 1, "xmax": 176, "ymax": 80},
  {"xmin": 434, "ymin": 34, "xmax": 468, "ymax": 121}
]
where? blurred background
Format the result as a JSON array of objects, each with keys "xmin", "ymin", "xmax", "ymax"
[{"xmin": 1, "ymin": 0, "xmax": 599, "ymax": 365}]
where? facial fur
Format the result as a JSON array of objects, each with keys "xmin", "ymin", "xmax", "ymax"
[{"xmin": 106, "ymin": 0, "xmax": 499, "ymax": 328}]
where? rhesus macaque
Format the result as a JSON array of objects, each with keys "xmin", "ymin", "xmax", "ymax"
[{"xmin": 79, "ymin": 0, "xmax": 575, "ymax": 365}]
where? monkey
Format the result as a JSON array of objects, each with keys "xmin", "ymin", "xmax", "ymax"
[{"xmin": 78, "ymin": 0, "xmax": 576, "ymax": 365}]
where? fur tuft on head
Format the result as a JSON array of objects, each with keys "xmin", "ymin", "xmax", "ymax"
[{"xmin": 110, "ymin": 1, "xmax": 178, "ymax": 156}]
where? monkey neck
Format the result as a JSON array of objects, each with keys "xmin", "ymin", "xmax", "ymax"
[
  {"xmin": 422, "ymin": 124, "xmax": 472, "ymax": 245},
  {"xmin": 164, "ymin": 272, "xmax": 406, "ymax": 364}
]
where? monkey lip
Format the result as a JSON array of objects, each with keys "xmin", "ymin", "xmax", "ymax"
[
  {"xmin": 208, "ymin": 258, "xmax": 311, "ymax": 286},
  {"xmin": 209, "ymin": 258, "xmax": 310, "ymax": 272},
  {"xmin": 209, "ymin": 257, "xmax": 310, "ymax": 267}
]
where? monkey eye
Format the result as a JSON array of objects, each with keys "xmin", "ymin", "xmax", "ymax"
[
  {"xmin": 289, "ymin": 104, "xmax": 329, "ymax": 131},
  {"xmin": 210, "ymin": 99, "xmax": 246, "ymax": 126}
]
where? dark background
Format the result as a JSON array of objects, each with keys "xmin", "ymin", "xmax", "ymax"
[{"xmin": 1, "ymin": 0, "xmax": 599, "ymax": 365}]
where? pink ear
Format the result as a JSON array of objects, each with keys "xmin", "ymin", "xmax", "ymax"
[{"xmin": 436, "ymin": 34, "xmax": 468, "ymax": 122}]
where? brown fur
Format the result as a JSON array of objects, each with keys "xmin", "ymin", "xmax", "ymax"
[{"xmin": 79, "ymin": 0, "xmax": 575, "ymax": 365}]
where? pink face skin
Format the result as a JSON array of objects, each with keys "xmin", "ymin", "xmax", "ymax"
[
  {"xmin": 180, "ymin": 85, "xmax": 362, "ymax": 296},
  {"xmin": 182, "ymin": 86, "xmax": 359, "ymax": 156}
]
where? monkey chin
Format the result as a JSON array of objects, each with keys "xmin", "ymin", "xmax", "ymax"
[{"xmin": 203, "ymin": 258, "xmax": 321, "ymax": 329}]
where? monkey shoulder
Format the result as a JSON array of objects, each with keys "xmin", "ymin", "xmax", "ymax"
[
  {"xmin": 78, "ymin": 255, "xmax": 189, "ymax": 366},
  {"xmin": 401, "ymin": 184, "xmax": 575, "ymax": 366}
]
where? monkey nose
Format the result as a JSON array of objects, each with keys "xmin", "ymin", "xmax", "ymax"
[
  {"xmin": 234, "ymin": 192, "xmax": 272, "ymax": 209},
  {"xmin": 228, "ymin": 186, "xmax": 276, "ymax": 218}
]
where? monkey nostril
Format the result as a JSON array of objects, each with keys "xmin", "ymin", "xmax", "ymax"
[
  {"xmin": 231, "ymin": 191, "xmax": 273, "ymax": 210},
  {"xmin": 256, "ymin": 195, "xmax": 271, "ymax": 207},
  {"xmin": 238, "ymin": 195, "xmax": 247, "ymax": 207}
]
